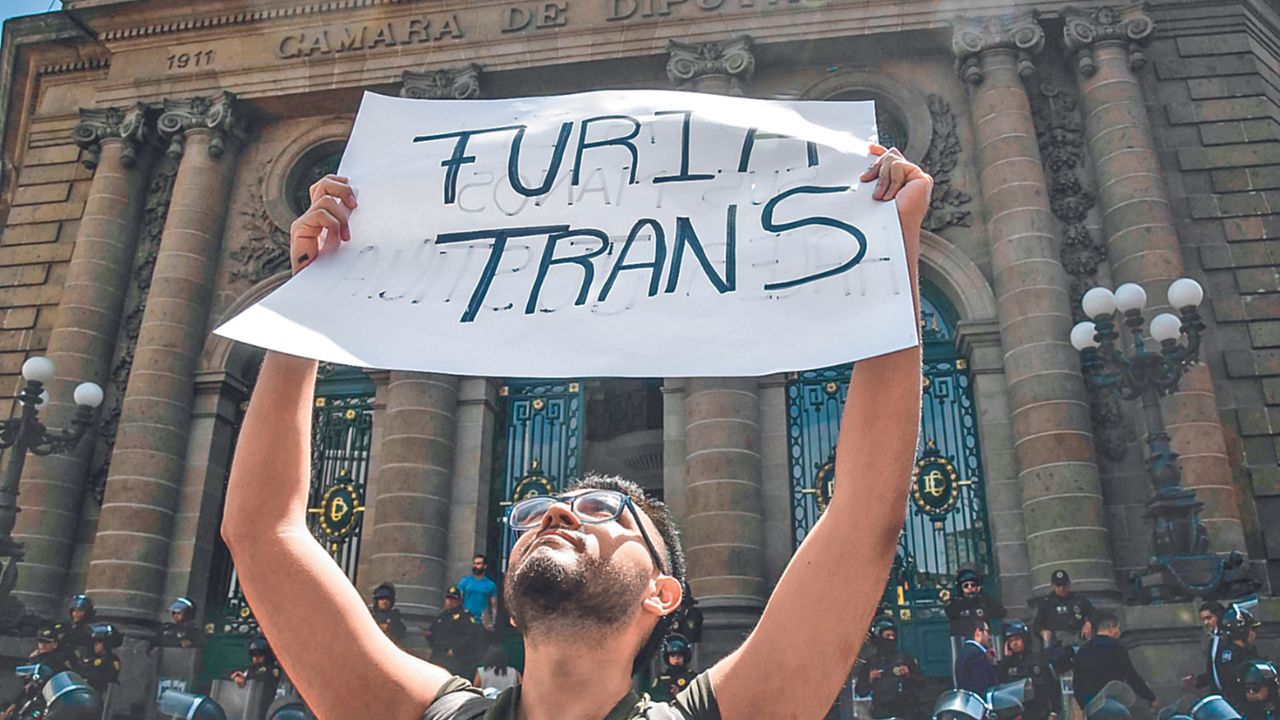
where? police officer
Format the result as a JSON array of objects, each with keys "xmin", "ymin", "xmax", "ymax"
[
  {"xmin": 0, "ymin": 664, "xmax": 54, "ymax": 720},
  {"xmin": 856, "ymin": 615, "xmax": 925, "ymax": 719},
  {"xmin": 998, "ymin": 620, "xmax": 1061, "ymax": 720},
  {"xmin": 1238, "ymin": 660, "xmax": 1280, "ymax": 720},
  {"xmin": 370, "ymin": 582, "xmax": 408, "ymax": 644},
  {"xmin": 78, "ymin": 623, "xmax": 123, "ymax": 696},
  {"xmin": 649, "ymin": 634, "xmax": 697, "ymax": 703},
  {"xmin": 150, "ymin": 597, "xmax": 202, "ymax": 650},
  {"xmin": 425, "ymin": 586, "xmax": 484, "ymax": 679},
  {"xmin": 1033, "ymin": 570, "xmax": 1094, "ymax": 652},
  {"xmin": 231, "ymin": 637, "xmax": 282, "ymax": 688},
  {"xmin": 946, "ymin": 569, "xmax": 1007, "ymax": 637},
  {"xmin": 56, "ymin": 594, "xmax": 96, "ymax": 663},
  {"xmin": 29, "ymin": 626, "xmax": 77, "ymax": 673},
  {"xmin": 1209, "ymin": 605, "xmax": 1265, "ymax": 710}
]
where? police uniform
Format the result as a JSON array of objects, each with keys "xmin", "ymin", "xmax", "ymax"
[
  {"xmin": 650, "ymin": 636, "xmax": 696, "ymax": 703},
  {"xmin": 1032, "ymin": 571, "xmax": 1094, "ymax": 646},
  {"xmin": 1238, "ymin": 660, "xmax": 1280, "ymax": 720},
  {"xmin": 56, "ymin": 594, "xmax": 97, "ymax": 663},
  {"xmin": 855, "ymin": 617, "xmax": 924, "ymax": 719},
  {"xmin": 998, "ymin": 622, "xmax": 1061, "ymax": 720},
  {"xmin": 80, "ymin": 650, "xmax": 122, "ymax": 695},
  {"xmin": 427, "ymin": 588, "xmax": 485, "ymax": 679},
  {"xmin": 371, "ymin": 582, "xmax": 408, "ymax": 643},
  {"xmin": 945, "ymin": 570, "xmax": 1007, "ymax": 637},
  {"xmin": 151, "ymin": 597, "xmax": 202, "ymax": 650},
  {"xmin": 1208, "ymin": 606, "xmax": 1267, "ymax": 710},
  {"xmin": 30, "ymin": 627, "xmax": 78, "ymax": 674}
]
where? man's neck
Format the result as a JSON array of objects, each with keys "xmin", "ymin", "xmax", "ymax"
[{"xmin": 518, "ymin": 633, "xmax": 640, "ymax": 720}]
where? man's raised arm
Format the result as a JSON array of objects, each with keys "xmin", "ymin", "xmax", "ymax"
[
  {"xmin": 220, "ymin": 175, "xmax": 452, "ymax": 719},
  {"xmin": 709, "ymin": 148, "xmax": 930, "ymax": 720}
]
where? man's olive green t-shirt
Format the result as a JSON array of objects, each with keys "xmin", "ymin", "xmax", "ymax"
[{"xmin": 425, "ymin": 673, "xmax": 720, "ymax": 720}]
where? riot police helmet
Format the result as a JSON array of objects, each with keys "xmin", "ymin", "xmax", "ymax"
[
  {"xmin": 871, "ymin": 615, "xmax": 898, "ymax": 640},
  {"xmin": 932, "ymin": 689, "xmax": 991, "ymax": 720},
  {"xmin": 987, "ymin": 680, "xmax": 1031, "ymax": 720},
  {"xmin": 247, "ymin": 637, "xmax": 270, "ymax": 656},
  {"xmin": 168, "ymin": 597, "xmax": 196, "ymax": 616},
  {"xmin": 1191, "ymin": 696, "xmax": 1243, "ymax": 720},
  {"xmin": 1220, "ymin": 605, "xmax": 1261, "ymax": 641},
  {"xmin": 88, "ymin": 623, "xmax": 122, "ymax": 649},
  {"xmin": 1241, "ymin": 660, "xmax": 1279, "ymax": 690},
  {"xmin": 158, "ymin": 690, "xmax": 227, "ymax": 720},
  {"xmin": 15, "ymin": 663, "xmax": 56, "ymax": 684},
  {"xmin": 1002, "ymin": 620, "xmax": 1032, "ymax": 642},
  {"xmin": 957, "ymin": 568, "xmax": 983, "ymax": 588},
  {"xmin": 1087, "ymin": 699, "xmax": 1132, "ymax": 720},
  {"xmin": 41, "ymin": 671, "xmax": 102, "ymax": 720},
  {"xmin": 68, "ymin": 594, "xmax": 95, "ymax": 618},
  {"xmin": 664, "ymin": 634, "xmax": 692, "ymax": 663},
  {"xmin": 373, "ymin": 582, "xmax": 397, "ymax": 603}
]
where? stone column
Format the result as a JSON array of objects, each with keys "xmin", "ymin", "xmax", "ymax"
[
  {"xmin": 1063, "ymin": 4, "xmax": 1246, "ymax": 554},
  {"xmin": 953, "ymin": 14, "xmax": 1117, "ymax": 595},
  {"xmin": 12, "ymin": 104, "xmax": 152, "ymax": 618},
  {"xmin": 85, "ymin": 92, "xmax": 247, "ymax": 625},
  {"xmin": 445, "ymin": 377, "xmax": 499, "ymax": 588}
]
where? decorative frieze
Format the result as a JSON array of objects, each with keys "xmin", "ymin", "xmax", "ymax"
[
  {"xmin": 72, "ymin": 104, "xmax": 148, "ymax": 170},
  {"xmin": 951, "ymin": 11, "xmax": 1045, "ymax": 85},
  {"xmin": 400, "ymin": 63, "xmax": 483, "ymax": 99},
  {"xmin": 157, "ymin": 91, "xmax": 248, "ymax": 158},
  {"xmin": 920, "ymin": 95, "xmax": 972, "ymax": 234},
  {"xmin": 1063, "ymin": 4, "xmax": 1155, "ymax": 76},
  {"xmin": 666, "ymin": 35, "xmax": 754, "ymax": 91}
]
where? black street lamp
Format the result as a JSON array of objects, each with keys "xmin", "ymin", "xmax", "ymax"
[
  {"xmin": 1070, "ymin": 279, "xmax": 1255, "ymax": 603},
  {"xmin": 0, "ymin": 356, "xmax": 103, "ymax": 630}
]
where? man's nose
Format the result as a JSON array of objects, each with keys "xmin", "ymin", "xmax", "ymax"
[{"xmin": 540, "ymin": 500, "xmax": 581, "ymax": 530}]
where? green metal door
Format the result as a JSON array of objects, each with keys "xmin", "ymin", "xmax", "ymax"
[
  {"xmin": 202, "ymin": 365, "xmax": 375, "ymax": 684},
  {"xmin": 786, "ymin": 290, "xmax": 995, "ymax": 678}
]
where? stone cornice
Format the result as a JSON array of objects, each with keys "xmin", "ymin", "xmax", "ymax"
[
  {"xmin": 952, "ymin": 11, "xmax": 1045, "ymax": 85},
  {"xmin": 90, "ymin": 0, "xmax": 431, "ymax": 42},
  {"xmin": 156, "ymin": 91, "xmax": 248, "ymax": 158},
  {"xmin": 72, "ymin": 102, "xmax": 148, "ymax": 169},
  {"xmin": 400, "ymin": 63, "xmax": 482, "ymax": 99},
  {"xmin": 1063, "ymin": 4, "xmax": 1156, "ymax": 76},
  {"xmin": 666, "ymin": 35, "xmax": 755, "ymax": 90}
]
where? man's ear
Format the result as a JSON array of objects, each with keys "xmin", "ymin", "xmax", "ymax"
[{"xmin": 643, "ymin": 575, "xmax": 683, "ymax": 618}]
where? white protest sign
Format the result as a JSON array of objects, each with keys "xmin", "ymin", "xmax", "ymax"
[{"xmin": 215, "ymin": 90, "xmax": 918, "ymax": 377}]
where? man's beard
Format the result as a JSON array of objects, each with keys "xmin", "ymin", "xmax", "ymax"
[{"xmin": 505, "ymin": 546, "xmax": 649, "ymax": 637}]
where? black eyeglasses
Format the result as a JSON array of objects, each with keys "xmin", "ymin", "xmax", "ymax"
[{"xmin": 508, "ymin": 489, "xmax": 667, "ymax": 574}]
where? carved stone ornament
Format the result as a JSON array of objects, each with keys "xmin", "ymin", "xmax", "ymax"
[
  {"xmin": 666, "ymin": 35, "xmax": 755, "ymax": 90},
  {"xmin": 1063, "ymin": 4, "xmax": 1156, "ymax": 76},
  {"xmin": 920, "ymin": 95, "xmax": 973, "ymax": 233},
  {"xmin": 72, "ymin": 103, "xmax": 148, "ymax": 170},
  {"xmin": 157, "ymin": 91, "xmax": 248, "ymax": 159},
  {"xmin": 230, "ymin": 164, "xmax": 292, "ymax": 285},
  {"xmin": 401, "ymin": 63, "xmax": 483, "ymax": 99},
  {"xmin": 952, "ymin": 12, "xmax": 1046, "ymax": 85}
]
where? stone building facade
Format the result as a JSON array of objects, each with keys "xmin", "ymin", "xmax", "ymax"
[{"xmin": 0, "ymin": 0, "xmax": 1277, "ymax": 708}]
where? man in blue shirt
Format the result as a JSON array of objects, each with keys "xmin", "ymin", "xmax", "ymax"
[
  {"xmin": 456, "ymin": 555, "xmax": 498, "ymax": 631},
  {"xmin": 955, "ymin": 619, "xmax": 998, "ymax": 695}
]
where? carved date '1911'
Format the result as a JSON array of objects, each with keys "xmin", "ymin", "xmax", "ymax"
[{"xmin": 167, "ymin": 50, "xmax": 214, "ymax": 71}]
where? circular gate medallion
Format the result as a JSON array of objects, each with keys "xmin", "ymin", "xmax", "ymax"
[
  {"xmin": 814, "ymin": 460, "xmax": 835, "ymax": 512},
  {"xmin": 911, "ymin": 443, "xmax": 961, "ymax": 518},
  {"xmin": 317, "ymin": 483, "xmax": 363, "ymax": 541}
]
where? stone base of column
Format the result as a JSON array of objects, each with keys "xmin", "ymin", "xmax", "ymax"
[{"xmin": 694, "ymin": 598, "xmax": 764, "ymax": 666}]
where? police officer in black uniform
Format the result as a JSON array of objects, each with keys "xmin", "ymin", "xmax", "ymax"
[
  {"xmin": 1207, "ymin": 605, "xmax": 1265, "ymax": 710},
  {"xmin": 856, "ymin": 615, "xmax": 924, "ymax": 720},
  {"xmin": 231, "ymin": 637, "xmax": 283, "ymax": 688},
  {"xmin": 56, "ymin": 594, "xmax": 97, "ymax": 663},
  {"xmin": 78, "ymin": 623, "xmax": 123, "ymax": 696},
  {"xmin": 370, "ymin": 582, "xmax": 408, "ymax": 644},
  {"xmin": 998, "ymin": 620, "xmax": 1061, "ymax": 720},
  {"xmin": 148, "ymin": 597, "xmax": 202, "ymax": 651},
  {"xmin": 1032, "ymin": 570, "xmax": 1094, "ymax": 663},
  {"xmin": 1238, "ymin": 660, "xmax": 1280, "ymax": 720},
  {"xmin": 425, "ymin": 586, "xmax": 484, "ymax": 679},
  {"xmin": 946, "ymin": 569, "xmax": 1007, "ymax": 637},
  {"xmin": 29, "ymin": 626, "xmax": 78, "ymax": 674},
  {"xmin": 649, "ymin": 635, "xmax": 697, "ymax": 703}
]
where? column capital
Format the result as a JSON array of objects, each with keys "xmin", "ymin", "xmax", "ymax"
[
  {"xmin": 72, "ymin": 103, "xmax": 149, "ymax": 170},
  {"xmin": 952, "ymin": 11, "xmax": 1045, "ymax": 85},
  {"xmin": 1063, "ymin": 4, "xmax": 1156, "ymax": 76},
  {"xmin": 666, "ymin": 35, "xmax": 754, "ymax": 92},
  {"xmin": 400, "ymin": 63, "xmax": 483, "ymax": 99},
  {"xmin": 157, "ymin": 91, "xmax": 248, "ymax": 159}
]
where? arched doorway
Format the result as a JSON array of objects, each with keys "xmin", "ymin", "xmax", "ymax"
[{"xmin": 785, "ymin": 282, "xmax": 995, "ymax": 677}]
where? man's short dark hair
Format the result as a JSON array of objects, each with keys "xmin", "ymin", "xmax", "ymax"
[
  {"xmin": 963, "ymin": 619, "xmax": 988, "ymax": 639},
  {"xmin": 566, "ymin": 473, "xmax": 687, "ymax": 675},
  {"xmin": 474, "ymin": 554, "xmax": 487, "ymax": 563},
  {"xmin": 1094, "ymin": 612, "xmax": 1120, "ymax": 631},
  {"xmin": 1200, "ymin": 601, "xmax": 1225, "ymax": 618}
]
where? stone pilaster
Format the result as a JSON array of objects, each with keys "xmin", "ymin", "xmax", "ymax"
[
  {"xmin": 666, "ymin": 36, "xmax": 754, "ymax": 95},
  {"xmin": 1063, "ymin": 4, "xmax": 1246, "ymax": 556},
  {"xmin": 400, "ymin": 63, "xmax": 482, "ymax": 99},
  {"xmin": 682, "ymin": 378, "xmax": 766, "ymax": 661},
  {"xmin": 444, "ymin": 377, "xmax": 499, "ymax": 588},
  {"xmin": 953, "ymin": 13, "xmax": 1117, "ymax": 595},
  {"xmin": 85, "ymin": 92, "xmax": 247, "ymax": 626},
  {"xmin": 363, "ymin": 372, "xmax": 459, "ymax": 624},
  {"xmin": 12, "ymin": 104, "xmax": 152, "ymax": 618}
]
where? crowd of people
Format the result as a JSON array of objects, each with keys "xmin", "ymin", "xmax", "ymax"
[{"xmin": 855, "ymin": 568, "xmax": 1276, "ymax": 720}]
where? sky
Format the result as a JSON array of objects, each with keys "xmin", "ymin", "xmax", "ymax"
[{"xmin": 1, "ymin": 0, "xmax": 62, "ymax": 49}]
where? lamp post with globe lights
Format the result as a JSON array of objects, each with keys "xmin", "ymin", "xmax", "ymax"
[
  {"xmin": 1070, "ymin": 279, "xmax": 1255, "ymax": 602},
  {"xmin": 0, "ymin": 356, "xmax": 103, "ymax": 627}
]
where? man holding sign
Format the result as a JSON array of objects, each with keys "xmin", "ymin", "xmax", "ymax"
[{"xmin": 220, "ymin": 96, "xmax": 930, "ymax": 718}]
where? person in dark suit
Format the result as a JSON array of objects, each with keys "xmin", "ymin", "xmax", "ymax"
[
  {"xmin": 1072, "ymin": 613, "xmax": 1156, "ymax": 713},
  {"xmin": 955, "ymin": 619, "xmax": 998, "ymax": 695}
]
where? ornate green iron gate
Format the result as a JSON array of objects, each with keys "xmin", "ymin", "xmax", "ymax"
[
  {"xmin": 786, "ymin": 291, "xmax": 994, "ymax": 678},
  {"xmin": 489, "ymin": 379, "xmax": 585, "ymax": 572},
  {"xmin": 202, "ymin": 365, "xmax": 375, "ymax": 682}
]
